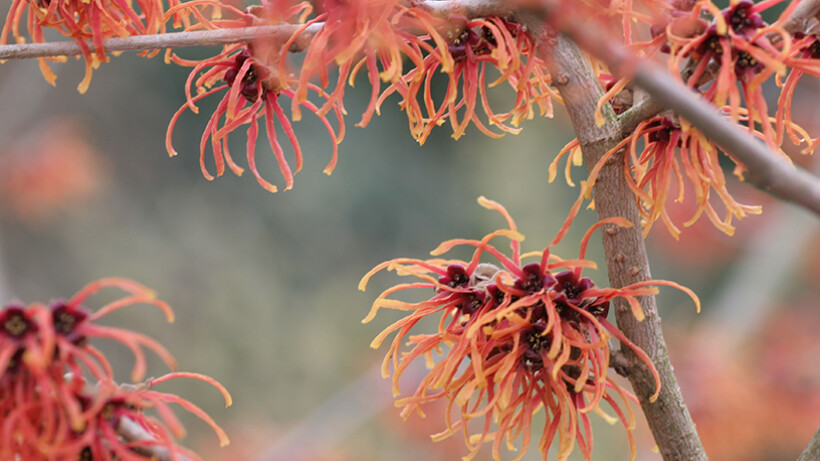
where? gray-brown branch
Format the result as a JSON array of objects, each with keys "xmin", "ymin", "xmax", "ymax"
[
  {"xmin": 798, "ymin": 426, "xmax": 820, "ymax": 461},
  {"xmin": 535, "ymin": 30, "xmax": 709, "ymax": 461},
  {"xmin": 0, "ymin": 24, "xmax": 322, "ymax": 60}
]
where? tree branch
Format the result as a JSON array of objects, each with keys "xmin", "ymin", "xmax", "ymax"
[
  {"xmin": 0, "ymin": 24, "xmax": 323, "ymax": 60},
  {"xmin": 5, "ymin": 0, "xmax": 816, "ymax": 215},
  {"xmin": 783, "ymin": 0, "xmax": 820, "ymax": 35},
  {"xmin": 543, "ymin": 1, "xmax": 820, "ymax": 216},
  {"xmin": 617, "ymin": 96, "xmax": 666, "ymax": 137},
  {"xmin": 798, "ymin": 426, "xmax": 820, "ymax": 461},
  {"xmin": 0, "ymin": 0, "xmax": 508, "ymax": 60},
  {"xmin": 118, "ymin": 416, "xmax": 195, "ymax": 461},
  {"xmin": 534, "ymin": 30, "xmax": 709, "ymax": 461}
]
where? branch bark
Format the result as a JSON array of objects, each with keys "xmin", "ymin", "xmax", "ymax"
[
  {"xmin": 536, "ymin": 31, "xmax": 708, "ymax": 461},
  {"xmin": 0, "ymin": 0, "xmax": 507, "ymax": 60},
  {"xmin": 0, "ymin": 24, "xmax": 323, "ymax": 60},
  {"xmin": 783, "ymin": 0, "xmax": 820, "ymax": 35},
  {"xmin": 798, "ymin": 426, "xmax": 820, "ymax": 461}
]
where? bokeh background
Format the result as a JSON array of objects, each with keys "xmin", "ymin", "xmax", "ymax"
[{"xmin": 0, "ymin": 13, "xmax": 818, "ymax": 461}]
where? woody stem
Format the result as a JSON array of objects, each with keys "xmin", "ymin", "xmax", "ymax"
[
  {"xmin": 535, "ymin": 30, "xmax": 709, "ymax": 461},
  {"xmin": 798, "ymin": 426, "xmax": 820, "ymax": 461}
]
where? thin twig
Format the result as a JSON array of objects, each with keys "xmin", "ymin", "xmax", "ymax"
[
  {"xmin": 0, "ymin": 0, "xmax": 505, "ymax": 60},
  {"xmin": 118, "ymin": 417, "xmax": 196, "ymax": 461},
  {"xmin": 0, "ymin": 24, "xmax": 322, "ymax": 60},
  {"xmin": 617, "ymin": 96, "xmax": 666, "ymax": 137}
]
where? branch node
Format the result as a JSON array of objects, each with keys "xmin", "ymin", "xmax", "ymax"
[{"xmin": 610, "ymin": 349, "xmax": 632, "ymax": 377}]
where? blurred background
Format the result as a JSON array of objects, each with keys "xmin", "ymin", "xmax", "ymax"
[{"xmin": 0, "ymin": 18, "xmax": 818, "ymax": 461}]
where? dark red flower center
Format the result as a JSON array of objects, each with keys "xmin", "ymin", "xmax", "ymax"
[
  {"xmin": 522, "ymin": 329, "xmax": 549, "ymax": 369},
  {"xmin": 647, "ymin": 117, "xmax": 678, "ymax": 144},
  {"xmin": 514, "ymin": 263, "xmax": 556, "ymax": 293},
  {"xmin": 223, "ymin": 49, "xmax": 269, "ymax": 102},
  {"xmin": 552, "ymin": 270, "xmax": 608, "ymax": 318},
  {"xmin": 1, "ymin": 306, "xmax": 34, "ymax": 339},
  {"xmin": 724, "ymin": 1, "xmax": 764, "ymax": 37},
  {"xmin": 455, "ymin": 292, "xmax": 484, "ymax": 315},
  {"xmin": 702, "ymin": 31, "xmax": 724, "ymax": 56},
  {"xmin": 79, "ymin": 447, "xmax": 93, "ymax": 461},
  {"xmin": 809, "ymin": 38, "xmax": 820, "ymax": 59},
  {"xmin": 440, "ymin": 264, "xmax": 469, "ymax": 288},
  {"xmin": 449, "ymin": 26, "xmax": 497, "ymax": 62},
  {"xmin": 734, "ymin": 50, "xmax": 763, "ymax": 76},
  {"xmin": 51, "ymin": 301, "xmax": 88, "ymax": 344}
]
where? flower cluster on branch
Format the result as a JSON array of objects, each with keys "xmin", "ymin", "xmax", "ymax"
[
  {"xmin": 1, "ymin": 0, "xmax": 819, "ymax": 459},
  {"xmin": 360, "ymin": 197, "xmax": 699, "ymax": 460},
  {"xmin": 553, "ymin": 0, "xmax": 820, "ymax": 236},
  {"xmin": 3, "ymin": 0, "xmax": 817, "ymax": 220},
  {"xmin": 0, "ymin": 278, "xmax": 230, "ymax": 460}
]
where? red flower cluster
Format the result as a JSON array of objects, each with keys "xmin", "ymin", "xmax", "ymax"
[
  {"xmin": 659, "ymin": 0, "xmax": 809, "ymax": 148},
  {"xmin": 379, "ymin": 16, "xmax": 556, "ymax": 143},
  {"xmin": 166, "ymin": 1, "xmax": 343, "ymax": 193},
  {"xmin": 0, "ymin": 0, "xmax": 173, "ymax": 92},
  {"xmin": 557, "ymin": 0, "xmax": 819, "ymax": 236},
  {"xmin": 578, "ymin": 116, "xmax": 763, "ymax": 237},
  {"xmin": 165, "ymin": 0, "xmax": 561, "ymax": 191},
  {"xmin": 285, "ymin": 0, "xmax": 440, "ymax": 128},
  {"xmin": 361, "ymin": 198, "xmax": 699, "ymax": 460},
  {"xmin": 0, "ymin": 278, "xmax": 230, "ymax": 460}
]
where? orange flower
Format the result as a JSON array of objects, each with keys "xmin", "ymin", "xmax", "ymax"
[
  {"xmin": 658, "ymin": 0, "xmax": 808, "ymax": 150},
  {"xmin": 166, "ymin": 37, "xmax": 343, "ymax": 192},
  {"xmin": 562, "ymin": 115, "xmax": 764, "ymax": 237},
  {"xmin": 361, "ymin": 197, "xmax": 699, "ymax": 460},
  {"xmin": 776, "ymin": 32, "xmax": 820, "ymax": 152},
  {"xmin": 379, "ymin": 16, "xmax": 556, "ymax": 143},
  {"xmin": 283, "ymin": 0, "xmax": 438, "ymax": 128},
  {"xmin": 0, "ymin": 0, "xmax": 172, "ymax": 92},
  {"xmin": 0, "ymin": 118, "xmax": 107, "ymax": 225},
  {"xmin": 0, "ymin": 278, "xmax": 231, "ymax": 460}
]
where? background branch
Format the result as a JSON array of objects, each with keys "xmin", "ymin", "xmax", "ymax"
[{"xmin": 783, "ymin": 0, "xmax": 820, "ymax": 34}]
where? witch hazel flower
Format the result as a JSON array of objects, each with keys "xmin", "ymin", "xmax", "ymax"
[
  {"xmin": 776, "ymin": 31, "xmax": 820, "ymax": 152},
  {"xmin": 165, "ymin": 2, "xmax": 343, "ymax": 193},
  {"xmin": 0, "ymin": 278, "xmax": 231, "ymax": 460},
  {"xmin": 0, "ymin": 0, "xmax": 173, "ymax": 92},
  {"xmin": 379, "ymin": 15, "xmax": 556, "ymax": 143},
  {"xmin": 360, "ymin": 197, "xmax": 699, "ymax": 460},
  {"xmin": 657, "ymin": 0, "xmax": 809, "ymax": 150},
  {"xmin": 283, "ymin": 0, "xmax": 442, "ymax": 129},
  {"xmin": 555, "ymin": 114, "xmax": 766, "ymax": 237}
]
